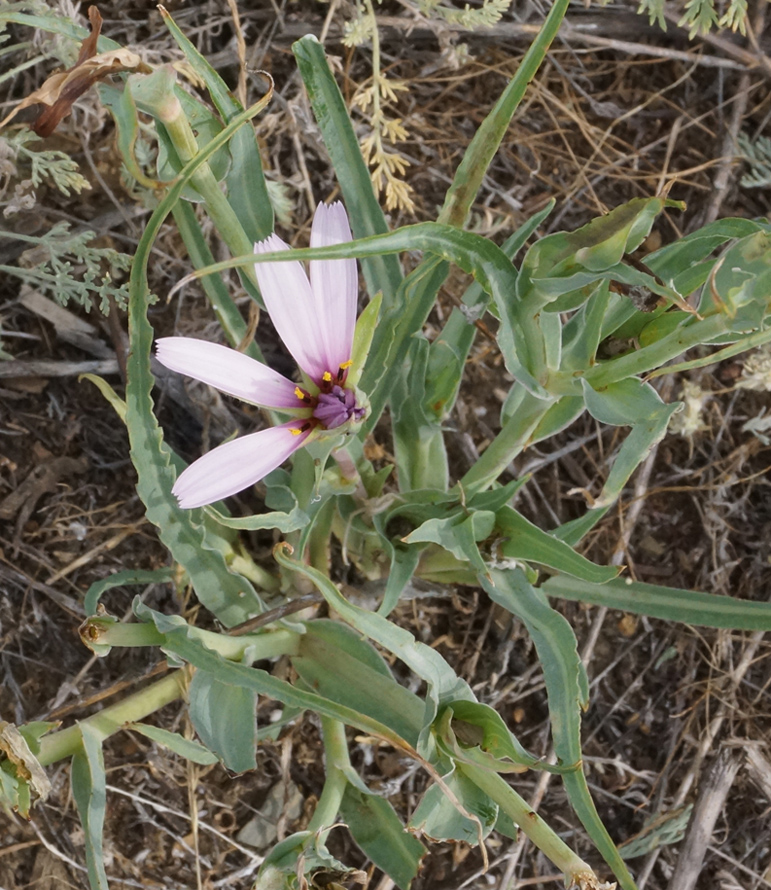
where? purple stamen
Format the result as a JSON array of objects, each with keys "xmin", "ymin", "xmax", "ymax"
[{"xmin": 313, "ymin": 385, "xmax": 365, "ymax": 430}]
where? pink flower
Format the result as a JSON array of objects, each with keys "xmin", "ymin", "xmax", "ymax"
[{"xmin": 155, "ymin": 202, "xmax": 365, "ymax": 509}]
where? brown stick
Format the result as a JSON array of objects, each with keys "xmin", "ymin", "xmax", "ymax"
[{"xmin": 666, "ymin": 751, "xmax": 741, "ymax": 890}]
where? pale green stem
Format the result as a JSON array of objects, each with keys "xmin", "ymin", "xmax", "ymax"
[
  {"xmin": 38, "ymin": 672, "xmax": 186, "ymax": 766},
  {"xmin": 229, "ymin": 552, "xmax": 282, "ymax": 592},
  {"xmin": 306, "ymin": 716, "xmax": 350, "ymax": 842},
  {"xmin": 459, "ymin": 762, "xmax": 603, "ymax": 885},
  {"xmin": 458, "ymin": 388, "xmax": 555, "ymax": 493},
  {"xmin": 82, "ymin": 619, "xmax": 301, "ymax": 661},
  {"xmin": 171, "ymin": 201, "xmax": 264, "ymax": 360},
  {"xmin": 161, "ymin": 110, "xmax": 257, "ymax": 288}
]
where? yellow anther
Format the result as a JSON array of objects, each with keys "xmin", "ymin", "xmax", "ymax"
[
  {"xmin": 322, "ymin": 371, "xmax": 333, "ymax": 382},
  {"xmin": 290, "ymin": 427, "xmax": 303, "ymax": 437},
  {"xmin": 339, "ymin": 360, "xmax": 353, "ymax": 370},
  {"xmin": 294, "ymin": 386, "xmax": 306, "ymax": 401}
]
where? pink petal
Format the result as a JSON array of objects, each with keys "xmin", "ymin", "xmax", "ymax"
[
  {"xmin": 155, "ymin": 338, "xmax": 300, "ymax": 410},
  {"xmin": 254, "ymin": 234, "xmax": 328, "ymax": 383},
  {"xmin": 309, "ymin": 202, "xmax": 358, "ymax": 375},
  {"xmin": 172, "ymin": 422, "xmax": 312, "ymax": 509}
]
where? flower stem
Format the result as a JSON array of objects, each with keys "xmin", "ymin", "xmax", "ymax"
[
  {"xmin": 38, "ymin": 671, "xmax": 187, "ymax": 766},
  {"xmin": 162, "ymin": 108, "xmax": 257, "ymax": 289},
  {"xmin": 458, "ymin": 761, "xmax": 608, "ymax": 887},
  {"xmin": 458, "ymin": 388, "xmax": 555, "ymax": 493},
  {"xmin": 306, "ymin": 716, "xmax": 350, "ymax": 842},
  {"xmin": 81, "ymin": 618, "xmax": 301, "ymax": 661}
]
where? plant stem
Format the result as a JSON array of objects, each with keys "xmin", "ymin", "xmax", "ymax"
[
  {"xmin": 306, "ymin": 716, "xmax": 350, "ymax": 842},
  {"xmin": 459, "ymin": 761, "xmax": 607, "ymax": 887},
  {"xmin": 38, "ymin": 671, "xmax": 187, "ymax": 766},
  {"xmin": 81, "ymin": 618, "xmax": 301, "ymax": 661},
  {"xmin": 458, "ymin": 389, "xmax": 554, "ymax": 493},
  {"xmin": 172, "ymin": 201, "xmax": 264, "ymax": 360},
  {"xmin": 162, "ymin": 111, "xmax": 257, "ymax": 281}
]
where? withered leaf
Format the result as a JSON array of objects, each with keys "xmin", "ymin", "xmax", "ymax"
[
  {"xmin": 0, "ymin": 7, "xmax": 147, "ymax": 137},
  {"xmin": 0, "ymin": 721, "xmax": 52, "ymax": 803}
]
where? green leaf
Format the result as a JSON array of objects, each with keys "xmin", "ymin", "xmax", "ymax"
[
  {"xmin": 0, "ymin": 11, "xmax": 113, "ymax": 49},
  {"xmin": 645, "ymin": 217, "xmax": 766, "ymax": 285},
  {"xmin": 378, "ymin": 545, "xmax": 422, "ymax": 617},
  {"xmin": 80, "ymin": 373, "xmax": 127, "ymax": 421},
  {"xmin": 71, "ymin": 724, "xmax": 108, "ymax": 890},
  {"xmin": 707, "ymin": 231, "xmax": 771, "ymax": 320},
  {"xmin": 437, "ymin": 0, "xmax": 568, "ymax": 227},
  {"xmin": 98, "ymin": 82, "xmax": 161, "ymax": 190},
  {"xmin": 480, "ymin": 568, "xmax": 637, "ymax": 890},
  {"xmin": 293, "ymin": 621, "xmax": 424, "ymax": 746},
  {"xmin": 438, "ymin": 700, "xmax": 565, "ymax": 773},
  {"xmin": 581, "ymin": 376, "xmax": 667, "ymax": 426},
  {"xmin": 133, "ymin": 603, "xmax": 418, "ymax": 753},
  {"xmin": 340, "ymin": 785, "xmax": 426, "ymax": 890},
  {"xmin": 561, "ymin": 281, "xmax": 612, "ymax": 371},
  {"xmin": 424, "ymin": 201, "xmax": 556, "ymax": 422},
  {"xmin": 553, "ymin": 378, "xmax": 681, "ymax": 542},
  {"xmin": 524, "ymin": 396, "xmax": 585, "ymax": 444},
  {"xmin": 255, "ymin": 830, "xmax": 359, "ymax": 890},
  {"xmin": 188, "ymin": 670, "xmax": 257, "ymax": 772},
  {"xmin": 518, "ymin": 198, "xmax": 661, "ymax": 299},
  {"xmin": 392, "ymin": 337, "xmax": 449, "ymax": 492},
  {"xmin": 543, "ymin": 574, "xmax": 771, "ymax": 630},
  {"xmin": 409, "ymin": 767, "xmax": 498, "ymax": 843},
  {"xmin": 203, "ymin": 502, "xmax": 309, "ymax": 533},
  {"xmin": 349, "ymin": 291, "xmax": 382, "ymax": 387},
  {"xmin": 126, "ymin": 723, "xmax": 218, "ymax": 765},
  {"xmin": 273, "ymin": 545, "xmax": 474, "ymax": 749},
  {"xmin": 404, "ymin": 511, "xmax": 494, "ymax": 577},
  {"xmin": 292, "ymin": 35, "xmax": 402, "ymax": 304},
  {"xmin": 494, "ymin": 506, "xmax": 620, "ymax": 583},
  {"xmin": 84, "ymin": 568, "xmax": 175, "ymax": 616},
  {"xmin": 248, "ymin": 224, "xmax": 543, "ymax": 398},
  {"xmin": 362, "ymin": 257, "xmax": 452, "ymax": 435},
  {"xmin": 555, "ymin": 401, "xmax": 681, "ymax": 546}
]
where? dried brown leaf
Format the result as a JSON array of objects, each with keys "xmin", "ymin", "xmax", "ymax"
[{"xmin": 0, "ymin": 7, "xmax": 146, "ymax": 137}]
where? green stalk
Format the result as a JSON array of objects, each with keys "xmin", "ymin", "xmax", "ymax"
[
  {"xmin": 458, "ymin": 388, "xmax": 555, "ymax": 493},
  {"xmin": 459, "ymin": 762, "xmax": 608, "ymax": 887},
  {"xmin": 161, "ymin": 111, "xmax": 256, "ymax": 279},
  {"xmin": 306, "ymin": 716, "xmax": 350, "ymax": 841},
  {"xmin": 81, "ymin": 618, "xmax": 301, "ymax": 661},
  {"xmin": 38, "ymin": 672, "xmax": 186, "ymax": 766}
]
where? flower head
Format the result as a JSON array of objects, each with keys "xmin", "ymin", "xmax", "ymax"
[{"xmin": 155, "ymin": 201, "xmax": 366, "ymax": 509}]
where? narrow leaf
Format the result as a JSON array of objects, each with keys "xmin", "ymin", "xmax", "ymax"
[
  {"xmin": 126, "ymin": 723, "xmax": 218, "ymax": 765},
  {"xmin": 71, "ymin": 724, "xmax": 108, "ymax": 890},
  {"xmin": 480, "ymin": 568, "xmax": 637, "ymax": 890},
  {"xmin": 544, "ymin": 574, "xmax": 771, "ymax": 629}
]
